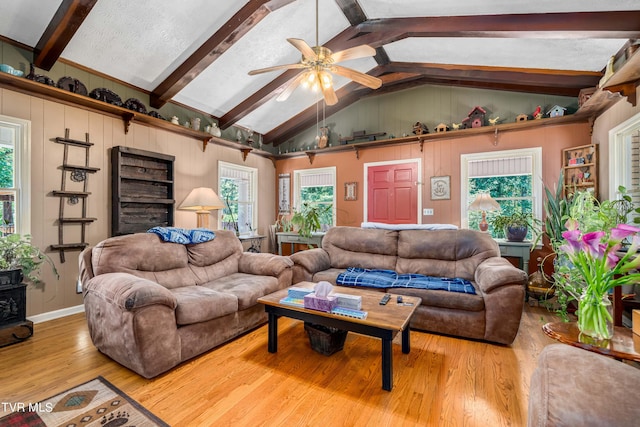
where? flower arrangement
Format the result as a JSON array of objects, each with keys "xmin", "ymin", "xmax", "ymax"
[{"xmin": 556, "ymin": 219, "xmax": 640, "ymax": 339}]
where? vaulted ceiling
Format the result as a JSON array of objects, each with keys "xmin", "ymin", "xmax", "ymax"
[{"xmin": 1, "ymin": 0, "xmax": 639, "ymax": 147}]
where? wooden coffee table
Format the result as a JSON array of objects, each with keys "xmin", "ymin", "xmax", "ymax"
[{"xmin": 257, "ymin": 282, "xmax": 421, "ymax": 391}]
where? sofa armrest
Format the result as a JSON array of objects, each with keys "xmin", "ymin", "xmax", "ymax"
[
  {"xmin": 84, "ymin": 272, "xmax": 177, "ymax": 311},
  {"xmin": 290, "ymin": 248, "xmax": 331, "ymax": 282},
  {"xmin": 238, "ymin": 252, "xmax": 293, "ymax": 276},
  {"xmin": 475, "ymin": 257, "xmax": 527, "ymax": 294}
]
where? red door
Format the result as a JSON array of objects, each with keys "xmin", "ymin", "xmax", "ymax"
[{"xmin": 367, "ymin": 162, "xmax": 418, "ymax": 224}]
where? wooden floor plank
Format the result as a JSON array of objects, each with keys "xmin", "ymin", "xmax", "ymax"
[{"xmin": 0, "ymin": 304, "xmax": 560, "ymax": 426}]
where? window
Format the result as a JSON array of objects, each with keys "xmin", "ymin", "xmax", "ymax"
[
  {"xmin": 461, "ymin": 148, "xmax": 542, "ymax": 238},
  {"xmin": 293, "ymin": 167, "xmax": 336, "ymax": 229},
  {"xmin": 218, "ymin": 161, "xmax": 257, "ymax": 235},
  {"xmin": 609, "ymin": 111, "xmax": 640, "ymax": 212},
  {"xmin": 0, "ymin": 115, "xmax": 30, "ymax": 236}
]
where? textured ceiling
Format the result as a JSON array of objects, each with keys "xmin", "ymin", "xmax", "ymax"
[{"xmin": 1, "ymin": 0, "xmax": 639, "ymax": 145}]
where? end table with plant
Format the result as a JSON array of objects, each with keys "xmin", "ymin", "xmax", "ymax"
[{"xmin": 555, "ymin": 219, "xmax": 640, "ymax": 340}]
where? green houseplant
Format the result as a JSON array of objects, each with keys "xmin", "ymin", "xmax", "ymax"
[
  {"xmin": 0, "ymin": 233, "xmax": 58, "ymax": 285},
  {"xmin": 291, "ymin": 202, "xmax": 332, "ymax": 239},
  {"xmin": 489, "ymin": 211, "xmax": 540, "ymax": 242}
]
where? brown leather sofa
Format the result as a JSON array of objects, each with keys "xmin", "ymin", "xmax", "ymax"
[
  {"xmin": 528, "ymin": 344, "xmax": 640, "ymax": 426},
  {"xmin": 79, "ymin": 230, "xmax": 293, "ymax": 378},
  {"xmin": 290, "ymin": 226, "xmax": 527, "ymax": 345}
]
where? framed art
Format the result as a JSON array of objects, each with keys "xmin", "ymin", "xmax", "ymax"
[
  {"xmin": 278, "ymin": 173, "xmax": 290, "ymax": 214},
  {"xmin": 431, "ymin": 175, "xmax": 450, "ymax": 200},
  {"xmin": 344, "ymin": 182, "xmax": 357, "ymax": 201}
]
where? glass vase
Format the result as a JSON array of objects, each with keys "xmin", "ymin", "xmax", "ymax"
[{"xmin": 577, "ymin": 292, "xmax": 613, "ymax": 341}]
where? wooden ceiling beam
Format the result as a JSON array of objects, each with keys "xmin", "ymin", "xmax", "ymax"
[
  {"xmin": 149, "ymin": 0, "xmax": 295, "ymax": 109},
  {"xmin": 33, "ymin": 0, "xmax": 98, "ymax": 71},
  {"xmin": 356, "ymin": 12, "xmax": 640, "ymax": 39},
  {"xmin": 385, "ymin": 62, "xmax": 602, "ymax": 90}
]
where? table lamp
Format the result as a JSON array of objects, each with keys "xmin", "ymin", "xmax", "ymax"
[
  {"xmin": 468, "ymin": 193, "xmax": 500, "ymax": 232},
  {"xmin": 179, "ymin": 187, "xmax": 225, "ymax": 229}
]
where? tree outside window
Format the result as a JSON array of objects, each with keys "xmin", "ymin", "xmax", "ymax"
[
  {"xmin": 218, "ymin": 162, "xmax": 257, "ymax": 235},
  {"xmin": 0, "ymin": 142, "xmax": 16, "ymax": 236}
]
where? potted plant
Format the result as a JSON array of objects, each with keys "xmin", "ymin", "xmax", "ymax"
[
  {"xmin": 0, "ymin": 234, "xmax": 58, "ymax": 286},
  {"xmin": 489, "ymin": 210, "xmax": 539, "ymax": 242},
  {"xmin": 291, "ymin": 202, "xmax": 332, "ymax": 239}
]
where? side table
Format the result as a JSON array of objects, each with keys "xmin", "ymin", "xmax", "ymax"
[
  {"xmin": 238, "ymin": 235, "xmax": 265, "ymax": 253},
  {"xmin": 542, "ymin": 321, "xmax": 640, "ymax": 362},
  {"xmin": 495, "ymin": 239, "xmax": 531, "ymax": 273}
]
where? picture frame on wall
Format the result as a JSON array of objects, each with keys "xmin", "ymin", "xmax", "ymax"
[
  {"xmin": 278, "ymin": 173, "xmax": 290, "ymax": 214},
  {"xmin": 431, "ymin": 175, "xmax": 450, "ymax": 200},
  {"xmin": 344, "ymin": 182, "xmax": 357, "ymax": 201}
]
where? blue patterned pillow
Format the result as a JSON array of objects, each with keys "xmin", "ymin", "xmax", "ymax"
[{"xmin": 147, "ymin": 227, "xmax": 215, "ymax": 244}]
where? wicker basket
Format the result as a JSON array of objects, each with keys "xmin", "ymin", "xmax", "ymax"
[{"xmin": 304, "ymin": 322, "xmax": 348, "ymax": 356}]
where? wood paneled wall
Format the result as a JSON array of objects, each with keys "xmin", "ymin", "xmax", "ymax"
[{"xmin": 0, "ymin": 87, "xmax": 276, "ymax": 317}]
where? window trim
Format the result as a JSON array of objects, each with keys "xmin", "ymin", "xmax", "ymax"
[
  {"xmin": 0, "ymin": 115, "xmax": 31, "ymax": 235},
  {"xmin": 217, "ymin": 160, "xmax": 257, "ymax": 235},
  {"xmin": 608, "ymin": 111, "xmax": 640, "ymax": 200},
  {"xmin": 460, "ymin": 147, "xmax": 543, "ymax": 230},
  {"xmin": 293, "ymin": 166, "xmax": 336, "ymax": 226}
]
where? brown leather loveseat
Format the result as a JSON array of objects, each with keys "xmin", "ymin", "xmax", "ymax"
[
  {"xmin": 79, "ymin": 230, "xmax": 293, "ymax": 378},
  {"xmin": 290, "ymin": 226, "xmax": 527, "ymax": 345}
]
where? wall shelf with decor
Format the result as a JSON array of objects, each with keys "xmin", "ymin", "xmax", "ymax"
[
  {"xmin": 277, "ymin": 114, "xmax": 589, "ymax": 164},
  {"xmin": 562, "ymin": 143, "xmax": 598, "ymax": 199},
  {"xmin": 111, "ymin": 146, "xmax": 175, "ymax": 236},
  {"xmin": 0, "ymin": 71, "xmax": 274, "ymax": 161}
]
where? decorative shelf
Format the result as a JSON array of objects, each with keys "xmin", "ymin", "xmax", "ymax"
[{"xmin": 277, "ymin": 114, "xmax": 590, "ymax": 163}]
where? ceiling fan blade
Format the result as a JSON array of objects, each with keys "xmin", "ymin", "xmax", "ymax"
[
  {"xmin": 321, "ymin": 79, "xmax": 338, "ymax": 106},
  {"xmin": 287, "ymin": 38, "xmax": 317, "ymax": 60},
  {"xmin": 248, "ymin": 63, "xmax": 306, "ymax": 76},
  {"xmin": 332, "ymin": 65, "xmax": 382, "ymax": 89},
  {"xmin": 330, "ymin": 45, "xmax": 376, "ymax": 63},
  {"xmin": 276, "ymin": 71, "xmax": 308, "ymax": 102}
]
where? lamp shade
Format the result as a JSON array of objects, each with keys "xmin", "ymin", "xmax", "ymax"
[
  {"xmin": 179, "ymin": 187, "xmax": 225, "ymax": 229},
  {"xmin": 179, "ymin": 187, "xmax": 225, "ymax": 211},
  {"xmin": 468, "ymin": 193, "xmax": 501, "ymax": 212}
]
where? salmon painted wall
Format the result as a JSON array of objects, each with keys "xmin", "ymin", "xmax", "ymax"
[{"xmin": 276, "ymin": 121, "xmax": 592, "ymax": 228}]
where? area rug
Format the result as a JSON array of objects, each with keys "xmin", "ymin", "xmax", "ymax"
[{"xmin": 0, "ymin": 376, "xmax": 169, "ymax": 426}]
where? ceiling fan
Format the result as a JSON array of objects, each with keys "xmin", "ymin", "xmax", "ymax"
[{"xmin": 247, "ymin": 0, "xmax": 382, "ymax": 106}]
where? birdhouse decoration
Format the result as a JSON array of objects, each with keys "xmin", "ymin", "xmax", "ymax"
[
  {"xmin": 547, "ymin": 105, "xmax": 566, "ymax": 118},
  {"xmin": 532, "ymin": 105, "xmax": 542, "ymax": 120},
  {"xmin": 461, "ymin": 106, "xmax": 486, "ymax": 129},
  {"xmin": 435, "ymin": 123, "xmax": 449, "ymax": 133},
  {"xmin": 516, "ymin": 114, "xmax": 528, "ymax": 122},
  {"xmin": 413, "ymin": 122, "xmax": 429, "ymax": 135}
]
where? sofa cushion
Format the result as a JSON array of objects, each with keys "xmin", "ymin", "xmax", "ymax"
[
  {"xmin": 391, "ymin": 286, "xmax": 484, "ymax": 311},
  {"xmin": 396, "ymin": 229, "xmax": 499, "ymax": 281},
  {"xmin": 91, "ymin": 233, "xmax": 197, "ymax": 289},
  {"xmin": 323, "ymin": 226, "xmax": 398, "ymax": 270},
  {"xmin": 171, "ymin": 286, "xmax": 238, "ymax": 325},
  {"xmin": 529, "ymin": 344, "xmax": 640, "ymax": 427},
  {"xmin": 312, "ymin": 268, "xmax": 346, "ymax": 284},
  {"xmin": 187, "ymin": 230, "xmax": 243, "ymax": 284},
  {"xmin": 204, "ymin": 273, "xmax": 281, "ymax": 310}
]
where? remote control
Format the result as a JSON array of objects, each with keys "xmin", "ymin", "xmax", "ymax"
[
  {"xmin": 397, "ymin": 296, "xmax": 403, "ymax": 304},
  {"xmin": 379, "ymin": 294, "xmax": 391, "ymax": 305}
]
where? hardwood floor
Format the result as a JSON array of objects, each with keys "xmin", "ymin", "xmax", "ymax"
[{"xmin": 0, "ymin": 304, "xmax": 559, "ymax": 426}]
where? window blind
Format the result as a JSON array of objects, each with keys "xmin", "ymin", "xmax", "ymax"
[
  {"xmin": 300, "ymin": 171, "xmax": 333, "ymax": 187},
  {"xmin": 630, "ymin": 128, "xmax": 640, "ymax": 205},
  {"xmin": 469, "ymin": 156, "xmax": 532, "ymax": 178}
]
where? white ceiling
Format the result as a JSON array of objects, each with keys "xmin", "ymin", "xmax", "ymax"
[{"xmin": 0, "ymin": 0, "xmax": 638, "ymax": 141}]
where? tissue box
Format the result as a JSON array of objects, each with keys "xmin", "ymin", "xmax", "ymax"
[
  {"xmin": 288, "ymin": 287, "xmax": 314, "ymax": 299},
  {"xmin": 333, "ymin": 293, "xmax": 362, "ymax": 310},
  {"xmin": 304, "ymin": 293, "xmax": 337, "ymax": 312}
]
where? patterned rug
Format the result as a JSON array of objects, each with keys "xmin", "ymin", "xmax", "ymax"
[{"xmin": 0, "ymin": 376, "xmax": 168, "ymax": 426}]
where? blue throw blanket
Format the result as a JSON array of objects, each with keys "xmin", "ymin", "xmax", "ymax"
[
  {"xmin": 147, "ymin": 227, "xmax": 216, "ymax": 244},
  {"xmin": 336, "ymin": 267, "xmax": 476, "ymax": 294}
]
